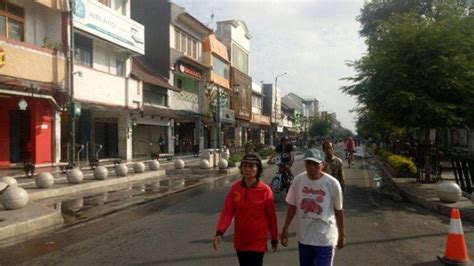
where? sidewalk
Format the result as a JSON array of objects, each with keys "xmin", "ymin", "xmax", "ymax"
[
  {"xmin": 0, "ymin": 155, "xmax": 206, "ymax": 247},
  {"xmin": 365, "ymin": 145, "xmax": 474, "ymax": 223}
]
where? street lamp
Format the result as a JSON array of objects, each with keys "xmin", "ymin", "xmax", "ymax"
[{"xmin": 273, "ymin": 72, "xmax": 287, "ymax": 146}]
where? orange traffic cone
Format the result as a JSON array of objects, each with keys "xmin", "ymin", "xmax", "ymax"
[{"xmin": 438, "ymin": 208, "xmax": 471, "ymax": 265}]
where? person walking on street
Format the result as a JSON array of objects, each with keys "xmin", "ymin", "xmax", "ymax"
[
  {"xmin": 323, "ymin": 140, "xmax": 345, "ymax": 193},
  {"xmin": 281, "ymin": 150, "xmax": 345, "ymax": 266},
  {"xmin": 213, "ymin": 153, "xmax": 279, "ymax": 266}
]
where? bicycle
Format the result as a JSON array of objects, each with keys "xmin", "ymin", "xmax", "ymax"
[
  {"xmin": 347, "ymin": 149, "xmax": 354, "ymax": 168},
  {"xmin": 269, "ymin": 161, "xmax": 293, "ymax": 202}
]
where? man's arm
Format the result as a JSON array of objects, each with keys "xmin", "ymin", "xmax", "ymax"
[
  {"xmin": 335, "ymin": 209, "xmax": 346, "ymax": 250},
  {"xmin": 281, "ymin": 204, "xmax": 297, "ymax": 247}
]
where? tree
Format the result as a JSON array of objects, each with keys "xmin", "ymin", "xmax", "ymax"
[
  {"xmin": 343, "ymin": 0, "xmax": 474, "ymax": 180},
  {"xmin": 309, "ymin": 116, "xmax": 333, "ymax": 139}
]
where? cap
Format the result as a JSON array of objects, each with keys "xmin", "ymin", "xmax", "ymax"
[
  {"xmin": 303, "ymin": 149, "xmax": 323, "ymax": 164},
  {"xmin": 241, "ymin": 153, "xmax": 262, "ymax": 165}
]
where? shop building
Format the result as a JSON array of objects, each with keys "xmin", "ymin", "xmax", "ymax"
[
  {"xmin": 202, "ymin": 34, "xmax": 233, "ymax": 149},
  {"xmin": 0, "ymin": 1, "xmax": 66, "ymax": 167},
  {"xmin": 71, "ymin": 0, "xmax": 145, "ymax": 162},
  {"xmin": 131, "ymin": 1, "xmax": 212, "ymax": 154},
  {"xmin": 249, "ymin": 82, "xmax": 271, "ymax": 145},
  {"xmin": 216, "ymin": 20, "xmax": 252, "ymax": 148}
]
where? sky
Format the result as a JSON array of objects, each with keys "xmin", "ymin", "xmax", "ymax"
[{"xmin": 172, "ymin": 0, "xmax": 367, "ymax": 133}]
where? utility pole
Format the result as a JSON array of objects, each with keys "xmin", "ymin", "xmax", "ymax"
[
  {"xmin": 214, "ymin": 86, "xmax": 221, "ymax": 150},
  {"xmin": 273, "ymin": 72, "xmax": 287, "ymax": 146},
  {"xmin": 68, "ymin": 0, "xmax": 76, "ymax": 168}
]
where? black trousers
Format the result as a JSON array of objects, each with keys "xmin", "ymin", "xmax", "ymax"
[{"xmin": 236, "ymin": 250, "xmax": 264, "ymax": 266}]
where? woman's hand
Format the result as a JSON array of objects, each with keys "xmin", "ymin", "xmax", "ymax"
[
  {"xmin": 213, "ymin": 235, "xmax": 222, "ymax": 250},
  {"xmin": 271, "ymin": 240, "xmax": 278, "ymax": 252}
]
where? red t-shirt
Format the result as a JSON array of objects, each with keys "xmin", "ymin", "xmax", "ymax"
[
  {"xmin": 346, "ymin": 139, "xmax": 356, "ymax": 151},
  {"xmin": 216, "ymin": 180, "xmax": 278, "ymax": 252}
]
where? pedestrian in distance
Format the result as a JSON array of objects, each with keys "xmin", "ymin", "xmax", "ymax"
[
  {"xmin": 213, "ymin": 153, "xmax": 279, "ymax": 266},
  {"xmin": 281, "ymin": 149, "xmax": 345, "ymax": 266},
  {"xmin": 323, "ymin": 140, "xmax": 345, "ymax": 193}
]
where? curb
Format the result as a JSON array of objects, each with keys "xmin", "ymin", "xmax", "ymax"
[
  {"xmin": 374, "ymin": 157, "xmax": 474, "ymax": 223},
  {"xmin": 0, "ymin": 203, "xmax": 64, "ymax": 248}
]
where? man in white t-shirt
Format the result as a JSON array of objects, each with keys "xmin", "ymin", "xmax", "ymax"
[{"xmin": 281, "ymin": 149, "xmax": 345, "ymax": 266}]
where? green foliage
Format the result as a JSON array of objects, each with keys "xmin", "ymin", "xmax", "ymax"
[
  {"xmin": 228, "ymin": 153, "xmax": 244, "ymax": 167},
  {"xmin": 387, "ymin": 154, "xmax": 417, "ymax": 177},
  {"xmin": 343, "ymin": 0, "xmax": 474, "ymax": 133},
  {"xmin": 376, "ymin": 148, "xmax": 394, "ymax": 161},
  {"xmin": 309, "ymin": 116, "xmax": 333, "ymax": 138},
  {"xmin": 258, "ymin": 148, "xmax": 274, "ymax": 159}
]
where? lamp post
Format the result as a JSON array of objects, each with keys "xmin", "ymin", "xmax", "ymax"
[
  {"xmin": 273, "ymin": 72, "xmax": 287, "ymax": 146},
  {"xmin": 216, "ymin": 86, "xmax": 221, "ymax": 150},
  {"xmin": 68, "ymin": 0, "xmax": 76, "ymax": 168}
]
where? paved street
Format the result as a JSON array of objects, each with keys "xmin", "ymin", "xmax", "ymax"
[{"xmin": 0, "ymin": 150, "xmax": 473, "ymax": 265}]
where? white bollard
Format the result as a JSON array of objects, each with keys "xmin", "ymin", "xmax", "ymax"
[
  {"xmin": 1, "ymin": 186, "xmax": 29, "ymax": 210},
  {"xmin": 35, "ymin": 173, "xmax": 55, "ymax": 188},
  {"xmin": 67, "ymin": 169, "xmax": 84, "ymax": 184}
]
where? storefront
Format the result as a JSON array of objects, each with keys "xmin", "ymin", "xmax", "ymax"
[
  {"xmin": 0, "ymin": 95, "xmax": 57, "ymax": 166},
  {"xmin": 230, "ymin": 67, "xmax": 252, "ymax": 148}
]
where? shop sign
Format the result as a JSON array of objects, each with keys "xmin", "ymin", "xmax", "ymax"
[
  {"xmin": 250, "ymin": 113, "xmax": 270, "ymax": 126},
  {"xmin": 73, "ymin": 0, "xmax": 144, "ymax": 54},
  {"xmin": 178, "ymin": 64, "xmax": 202, "ymax": 80},
  {"xmin": 220, "ymin": 107, "xmax": 235, "ymax": 124}
]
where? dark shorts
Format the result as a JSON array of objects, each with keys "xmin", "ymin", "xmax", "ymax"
[{"xmin": 298, "ymin": 242, "xmax": 334, "ymax": 266}]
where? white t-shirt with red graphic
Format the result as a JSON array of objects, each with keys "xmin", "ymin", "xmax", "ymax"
[{"xmin": 285, "ymin": 172, "xmax": 343, "ymax": 247}]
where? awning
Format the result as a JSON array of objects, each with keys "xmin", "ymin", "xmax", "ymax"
[
  {"xmin": 131, "ymin": 59, "xmax": 180, "ymax": 92},
  {"xmin": 284, "ymin": 127, "xmax": 299, "ymax": 133},
  {"xmin": 142, "ymin": 105, "xmax": 180, "ymax": 119}
]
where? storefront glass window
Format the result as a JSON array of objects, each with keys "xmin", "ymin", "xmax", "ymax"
[{"xmin": 212, "ymin": 55, "xmax": 229, "ymax": 79}]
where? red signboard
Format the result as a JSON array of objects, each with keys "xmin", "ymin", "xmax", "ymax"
[{"xmin": 178, "ymin": 64, "xmax": 202, "ymax": 80}]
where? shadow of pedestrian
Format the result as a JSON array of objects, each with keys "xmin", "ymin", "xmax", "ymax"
[{"xmin": 411, "ymin": 261, "xmax": 443, "ymax": 266}]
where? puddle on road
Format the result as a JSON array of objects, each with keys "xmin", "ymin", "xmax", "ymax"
[
  {"xmin": 49, "ymin": 175, "xmax": 236, "ymax": 227},
  {"xmin": 50, "ymin": 177, "xmax": 203, "ymax": 226}
]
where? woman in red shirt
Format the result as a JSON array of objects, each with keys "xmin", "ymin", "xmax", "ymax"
[{"xmin": 213, "ymin": 153, "xmax": 279, "ymax": 266}]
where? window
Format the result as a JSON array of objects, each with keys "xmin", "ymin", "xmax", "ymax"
[
  {"xmin": 74, "ymin": 33, "xmax": 93, "ymax": 67},
  {"xmin": 232, "ymin": 44, "xmax": 249, "ymax": 74},
  {"xmin": 181, "ymin": 33, "xmax": 186, "ymax": 54},
  {"xmin": 252, "ymin": 96, "xmax": 262, "ymax": 108},
  {"xmin": 192, "ymin": 40, "xmax": 197, "ymax": 58},
  {"xmin": 177, "ymin": 78, "xmax": 183, "ymax": 89},
  {"xmin": 0, "ymin": 1, "xmax": 25, "ymax": 41},
  {"xmin": 175, "ymin": 30, "xmax": 180, "ymax": 51},
  {"xmin": 144, "ymin": 85, "xmax": 168, "ymax": 107},
  {"xmin": 212, "ymin": 55, "xmax": 229, "ymax": 79},
  {"xmin": 116, "ymin": 57, "xmax": 125, "ymax": 76},
  {"xmin": 175, "ymin": 29, "xmax": 199, "ymax": 60}
]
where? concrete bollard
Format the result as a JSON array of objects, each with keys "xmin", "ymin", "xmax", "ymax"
[
  {"xmin": 1, "ymin": 186, "xmax": 29, "ymax": 210},
  {"xmin": 174, "ymin": 159, "xmax": 185, "ymax": 169},
  {"xmin": 218, "ymin": 158, "xmax": 228, "ymax": 170},
  {"xmin": 35, "ymin": 172, "xmax": 55, "ymax": 188},
  {"xmin": 149, "ymin": 160, "xmax": 160, "ymax": 170},
  {"xmin": 94, "ymin": 166, "xmax": 109, "ymax": 180},
  {"xmin": 133, "ymin": 162, "xmax": 146, "ymax": 173},
  {"xmin": 437, "ymin": 180, "xmax": 462, "ymax": 203},
  {"xmin": 1, "ymin": 176, "xmax": 18, "ymax": 187},
  {"xmin": 115, "ymin": 163, "xmax": 128, "ymax": 176},
  {"xmin": 200, "ymin": 159, "xmax": 210, "ymax": 169},
  {"xmin": 67, "ymin": 169, "xmax": 84, "ymax": 184}
]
